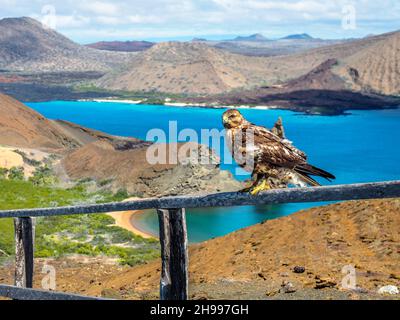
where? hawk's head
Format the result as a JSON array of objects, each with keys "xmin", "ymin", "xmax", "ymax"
[{"xmin": 222, "ymin": 109, "xmax": 244, "ymax": 129}]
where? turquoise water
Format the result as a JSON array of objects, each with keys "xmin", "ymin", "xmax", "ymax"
[{"xmin": 27, "ymin": 101, "xmax": 400, "ymax": 242}]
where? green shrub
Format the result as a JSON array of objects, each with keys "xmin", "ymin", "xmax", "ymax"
[
  {"xmin": 8, "ymin": 167, "xmax": 24, "ymax": 180},
  {"xmin": 29, "ymin": 165, "xmax": 57, "ymax": 186},
  {"xmin": 114, "ymin": 188, "xmax": 129, "ymax": 200}
]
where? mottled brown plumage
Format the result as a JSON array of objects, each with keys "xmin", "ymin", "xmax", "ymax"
[{"xmin": 222, "ymin": 109, "xmax": 335, "ymax": 193}]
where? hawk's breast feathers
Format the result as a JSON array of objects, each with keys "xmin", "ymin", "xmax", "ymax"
[{"xmin": 226, "ymin": 121, "xmax": 307, "ymax": 171}]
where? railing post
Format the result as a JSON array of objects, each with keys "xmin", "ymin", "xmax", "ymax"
[
  {"xmin": 14, "ymin": 217, "xmax": 35, "ymax": 288},
  {"xmin": 157, "ymin": 208, "xmax": 189, "ymax": 300}
]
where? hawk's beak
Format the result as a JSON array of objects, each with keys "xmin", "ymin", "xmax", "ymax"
[{"xmin": 222, "ymin": 114, "xmax": 229, "ymax": 124}]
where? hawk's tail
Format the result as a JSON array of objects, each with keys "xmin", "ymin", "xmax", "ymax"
[{"xmin": 294, "ymin": 163, "xmax": 336, "ymax": 185}]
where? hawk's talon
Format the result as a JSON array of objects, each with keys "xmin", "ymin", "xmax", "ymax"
[{"xmin": 250, "ymin": 179, "xmax": 271, "ymax": 195}]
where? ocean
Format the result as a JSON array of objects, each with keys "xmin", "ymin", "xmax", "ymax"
[{"xmin": 27, "ymin": 101, "xmax": 400, "ymax": 242}]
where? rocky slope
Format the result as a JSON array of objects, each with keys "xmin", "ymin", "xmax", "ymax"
[
  {"xmin": 0, "ymin": 17, "xmax": 135, "ymax": 72},
  {"xmin": 334, "ymin": 31, "xmax": 400, "ymax": 95}
]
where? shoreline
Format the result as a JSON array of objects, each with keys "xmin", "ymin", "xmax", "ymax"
[
  {"xmin": 78, "ymin": 97, "xmax": 280, "ymax": 110},
  {"xmin": 78, "ymin": 98, "xmax": 143, "ymax": 104},
  {"xmin": 107, "ymin": 209, "xmax": 156, "ymax": 239}
]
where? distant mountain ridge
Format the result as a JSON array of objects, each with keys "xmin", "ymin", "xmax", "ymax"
[
  {"xmin": 231, "ymin": 33, "xmax": 268, "ymax": 42},
  {"xmin": 86, "ymin": 40, "xmax": 154, "ymax": 52},
  {"xmin": 0, "ymin": 17, "xmax": 134, "ymax": 72},
  {"xmin": 281, "ymin": 33, "xmax": 313, "ymax": 40}
]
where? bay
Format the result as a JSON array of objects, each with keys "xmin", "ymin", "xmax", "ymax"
[{"xmin": 27, "ymin": 101, "xmax": 400, "ymax": 242}]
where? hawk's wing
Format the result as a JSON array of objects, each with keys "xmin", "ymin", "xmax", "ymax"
[{"xmin": 242, "ymin": 122, "xmax": 307, "ymax": 169}]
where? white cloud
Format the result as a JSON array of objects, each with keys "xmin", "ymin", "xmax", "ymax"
[
  {"xmin": 95, "ymin": 16, "xmax": 123, "ymax": 25},
  {"xmin": 80, "ymin": 1, "xmax": 120, "ymax": 16},
  {"xmin": 129, "ymin": 15, "xmax": 165, "ymax": 24},
  {"xmin": 54, "ymin": 15, "xmax": 90, "ymax": 28}
]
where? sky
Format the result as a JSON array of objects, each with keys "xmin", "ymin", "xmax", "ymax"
[{"xmin": 0, "ymin": 0, "xmax": 399, "ymax": 43}]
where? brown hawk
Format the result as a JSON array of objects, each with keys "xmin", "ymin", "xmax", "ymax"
[{"xmin": 222, "ymin": 109, "xmax": 335, "ymax": 194}]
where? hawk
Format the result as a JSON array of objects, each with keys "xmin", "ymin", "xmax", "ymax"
[{"xmin": 222, "ymin": 109, "xmax": 335, "ymax": 194}]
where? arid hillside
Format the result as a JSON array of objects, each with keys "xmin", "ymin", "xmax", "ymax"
[
  {"xmin": 334, "ymin": 31, "xmax": 400, "ymax": 95},
  {"xmin": 97, "ymin": 31, "xmax": 400, "ymax": 95},
  {"xmin": 0, "ymin": 17, "xmax": 135, "ymax": 72}
]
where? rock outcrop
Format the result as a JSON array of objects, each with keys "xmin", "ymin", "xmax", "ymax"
[{"xmin": 62, "ymin": 140, "xmax": 242, "ymax": 196}]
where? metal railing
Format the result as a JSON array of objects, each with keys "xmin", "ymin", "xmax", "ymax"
[{"xmin": 0, "ymin": 180, "xmax": 399, "ymax": 300}]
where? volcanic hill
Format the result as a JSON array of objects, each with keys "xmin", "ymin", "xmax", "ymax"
[{"xmin": 0, "ymin": 17, "xmax": 135, "ymax": 72}]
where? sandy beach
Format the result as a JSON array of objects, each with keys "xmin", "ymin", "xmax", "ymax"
[
  {"xmin": 107, "ymin": 197, "xmax": 156, "ymax": 239},
  {"xmin": 79, "ymin": 98, "xmax": 143, "ymax": 104}
]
